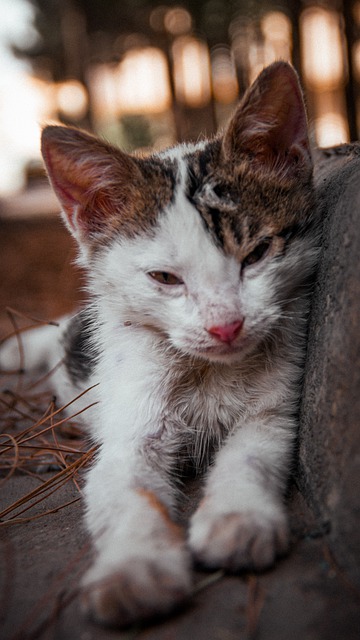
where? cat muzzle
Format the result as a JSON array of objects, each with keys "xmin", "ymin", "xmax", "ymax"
[{"xmin": 206, "ymin": 320, "xmax": 244, "ymax": 344}]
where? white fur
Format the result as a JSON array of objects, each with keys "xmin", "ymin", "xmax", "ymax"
[{"xmin": 0, "ymin": 143, "xmax": 317, "ymax": 627}]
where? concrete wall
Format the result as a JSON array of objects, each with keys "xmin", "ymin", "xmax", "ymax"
[{"xmin": 298, "ymin": 144, "xmax": 360, "ymax": 587}]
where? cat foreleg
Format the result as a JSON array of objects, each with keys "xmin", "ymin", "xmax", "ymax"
[
  {"xmin": 188, "ymin": 414, "xmax": 294, "ymax": 571},
  {"xmin": 81, "ymin": 443, "xmax": 191, "ymax": 627}
]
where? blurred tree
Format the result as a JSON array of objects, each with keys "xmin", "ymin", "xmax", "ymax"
[
  {"xmin": 18, "ymin": 1, "xmax": 348, "ymax": 140},
  {"xmin": 13, "ymin": 0, "xmax": 284, "ymax": 136},
  {"xmin": 17, "ymin": 0, "xmax": 285, "ymax": 72}
]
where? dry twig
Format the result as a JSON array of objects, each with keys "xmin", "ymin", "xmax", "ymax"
[{"xmin": 0, "ymin": 310, "xmax": 97, "ymax": 525}]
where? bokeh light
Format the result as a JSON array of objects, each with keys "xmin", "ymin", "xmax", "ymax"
[{"xmin": 0, "ymin": 1, "xmax": 358, "ymax": 195}]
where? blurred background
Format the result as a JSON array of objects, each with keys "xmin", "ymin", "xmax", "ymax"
[{"xmin": 0, "ymin": 0, "xmax": 359, "ymax": 329}]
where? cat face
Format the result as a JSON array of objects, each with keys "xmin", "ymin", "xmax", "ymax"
[
  {"xmin": 91, "ymin": 146, "xmax": 316, "ymax": 364},
  {"xmin": 41, "ymin": 61, "xmax": 317, "ymax": 364}
]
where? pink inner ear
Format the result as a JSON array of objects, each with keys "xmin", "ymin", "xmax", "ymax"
[
  {"xmin": 267, "ymin": 70, "xmax": 309, "ymax": 154},
  {"xmin": 41, "ymin": 125, "xmax": 150, "ymax": 243},
  {"xmin": 48, "ymin": 167, "xmax": 82, "ymax": 212},
  {"xmin": 223, "ymin": 62, "xmax": 311, "ymax": 173},
  {"xmin": 41, "ymin": 127, "xmax": 123, "ymax": 237},
  {"xmin": 41, "ymin": 138, "xmax": 87, "ymax": 225}
]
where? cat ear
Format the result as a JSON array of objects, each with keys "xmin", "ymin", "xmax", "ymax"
[
  {"xmin": 222, "ymin": 61, "xmax": 312, "ymax": 180},
  {"xmin": 41, "ymin": 126, "xmax": 144, "ymax": 248}
]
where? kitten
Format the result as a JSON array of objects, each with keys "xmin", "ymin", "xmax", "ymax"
[{"xmin": 1, "ymin": 61, "xmax": 318, "ymax": 627}]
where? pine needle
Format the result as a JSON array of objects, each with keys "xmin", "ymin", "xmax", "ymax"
[{"xmin": 0, "ymin": 310, "xmax": 97, "ymax": 524}]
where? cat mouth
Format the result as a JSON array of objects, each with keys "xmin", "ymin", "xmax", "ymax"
[{"xmin": 193, "ymin": 337, "xmax": 254, "ymax": 361}]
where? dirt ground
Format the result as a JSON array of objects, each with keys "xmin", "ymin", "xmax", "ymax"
[{"xmin": 1, "ymin": 209, "xmax": 360, "ymax": 639}]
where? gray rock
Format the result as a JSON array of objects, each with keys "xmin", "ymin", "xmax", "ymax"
[{"xmin": 298, "ymin": 143, "xmax": 360, "ymax": 588}]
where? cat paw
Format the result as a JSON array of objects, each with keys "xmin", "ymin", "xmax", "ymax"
[
  {"xmin": 189, "ymin": 506, "xmax": 288, "ymax": 572},
  {"xmin": 82, "ymin": 555, "xmax": 192, "ymax": 628}
]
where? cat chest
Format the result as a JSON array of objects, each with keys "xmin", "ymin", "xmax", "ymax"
[
  {"xmin": 165, "ymin": 369, "xmax": 246, "ymax": 437},
  {"xmin": 159, "ymin": 372, "xmax": 247, "ymax": 470}
]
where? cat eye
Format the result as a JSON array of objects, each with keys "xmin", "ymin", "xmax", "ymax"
[
  {"xmin": 213, "ymin": 183, "xmax": 228, "ymax": 198},
  {"xmin": 242, "ymin": 239, "xmax": 272, "ymax": 269},
  {"xmin": 148, "ymin": 271, "xmax": 184, "ymax": 285}
]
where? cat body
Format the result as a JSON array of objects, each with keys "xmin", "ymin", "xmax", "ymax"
[{"xmin": 1, "ymin": 62, "xmax": 319, "ymax": 626}]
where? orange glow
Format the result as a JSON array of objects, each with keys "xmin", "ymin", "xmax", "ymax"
[
  {"xmin": 88, "ymin": 64, "xmax": 119, "ymax": 122},
  {"xmin": 315, "ymin": 112, "xmax": 349, "ymax": 147},
  {"xmin": 0, "ymin": 72, "xmax": 56, "ymax": 195},
  {"xmin": 261, "ymin": 11, "xmax": 292, "ymax": 61},
  {"xmin": 353, "ymin": 1, "xmax": 360, "ymax": 25},
  {"xmin": 116, "ymin": 48, "xmax": 172, "ymax": 114},
  {"xmin": 1, "ymin": 75, "xmax": 56, "ymax": 154},
  {"xmin": 0, "ymin": 74, "xmax": 57, "ymax": 192},
  {"xmin": 164, "ymin": 7, "xmax": 192, "ymax": 35},
  {"xmin": 300, "ymin": 7, "xmax": 345, "ymax": 90},
  {"xmin": 56, "ymin": 80, "xmax": 88, "ymax": 120},
  {"xmin": 172, "ymin": 36, "xmax": 211, "ymax": 107},
  {"xmin": 211, "ymin": 46, "xmax": 238, "ymax": 104},
  {"xmin": 353, "ymin": 40, "xmax": 360, "ymax": 82},
  {"xmin": 247, "ymin": 40, "xmax": 265, "ymax": 86},
  {"xmin": 248, "ymin": 11, "xmax": 292, "ymax": 84},
  {"xmin": 90, "ymin": 48, "xmax": 172, "ymax": 119}
]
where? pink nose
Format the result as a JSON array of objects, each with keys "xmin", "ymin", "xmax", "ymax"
[{"xmin": 207, "ymin": 319, "xmax": 244, "ymax": 344}]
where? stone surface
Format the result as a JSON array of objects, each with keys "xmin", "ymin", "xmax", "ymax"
[
  {"xmin": 1, "ymin": 477, "xmax": 360, "ymax": 640},
  {"xmin": 298, "ymin": 144, "xmax": 360, "ymax": 588}
]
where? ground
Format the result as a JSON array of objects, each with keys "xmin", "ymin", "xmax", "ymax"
[{"xmin": 1, "ymin": 474, "xmax": 360, "ymax": 640}]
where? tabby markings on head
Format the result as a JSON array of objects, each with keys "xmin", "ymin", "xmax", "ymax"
[{"xmin": 184, "ymin": 141, "xmax": 314, "ymax": 264}]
